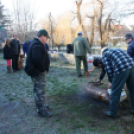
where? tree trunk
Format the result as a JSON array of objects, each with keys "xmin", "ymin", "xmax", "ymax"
[
  {"xmin": 89, "ymin": 17, "xmax": 95, "ymax": 46},
  {"xmin": 49, "ymin": 12, "xmax": 53, "ymax": 47},
  {"xmin": 98, "ymin": 4, "xmax": 103, "ymax": 48},
  {"xmin": 76, "ymin": 0, "xmax": 90, "ymax": 45}
]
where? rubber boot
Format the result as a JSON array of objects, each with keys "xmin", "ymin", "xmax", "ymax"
[{"xmin": 7, "ymin": 65, "xmax": 12, "ymax": 73}]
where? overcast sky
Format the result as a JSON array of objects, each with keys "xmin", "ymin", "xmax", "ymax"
[
  {"xmin": 1, "ymin": 0, "xmax": 75, "ymax": 20},
  {"xmin": 1, "ymin": 0, "xmax": 134, "ymax": 26}
]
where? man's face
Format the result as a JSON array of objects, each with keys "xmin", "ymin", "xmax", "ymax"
[
  {"xmin": 13, "ymin": 35, "xmax": 18, "ymax": 40},
  {"xmin": 126, "ymin": 38, "xmax": 132, "ymax": 44},
  {"xmin": 39, "ymin": 36, "xmax": 49, "ymax": 44}
]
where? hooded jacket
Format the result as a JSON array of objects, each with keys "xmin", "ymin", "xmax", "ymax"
[{"xmin": 25, "ymin": 38, "xmax": 50, "ymax": 77}]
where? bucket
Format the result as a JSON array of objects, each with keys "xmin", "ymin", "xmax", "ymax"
[
  {"xmin": 87, "ymin": 55, "xmax": 93, "ymax": 71},
  {"xmin": 107, "ymin": 89, "xmax": 127, "ymax": 102}
]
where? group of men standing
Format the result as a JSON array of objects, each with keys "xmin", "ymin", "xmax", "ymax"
[{"xmin": 24, "ymin": 28, "xmax": 134, "ymax": 118}]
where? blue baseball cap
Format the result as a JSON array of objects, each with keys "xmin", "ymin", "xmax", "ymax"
[{"xmin": 78, "ymin": 31, "xmax": 83, "ymax": 35}]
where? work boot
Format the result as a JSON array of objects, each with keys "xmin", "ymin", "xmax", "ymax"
[
  {"xmin": 85, "ymin": 71, "xmax": 89, "ymax": 76},
  {"xmin": 37, "ymin": 108, "xmax": 52, "ymax": 117},
  {"xmin": 7, "ymin": 66, "xmax": 12, "ymax": 73},
  {"xmin": 78, "ymin": 74, "xmax": 83, "ymax": 78},
  {"xmin": 104, "ymin": 111, "xmax": 118, "ymax": 118}
]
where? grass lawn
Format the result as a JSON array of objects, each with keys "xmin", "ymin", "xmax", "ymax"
[{"xmin": 0, "ymin": 53, "xmax": 134, "ymax": 134}]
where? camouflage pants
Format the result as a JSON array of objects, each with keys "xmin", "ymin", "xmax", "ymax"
[{"xmin": 31, "ymin": 72, "xmax": 46, "ymax": 110}]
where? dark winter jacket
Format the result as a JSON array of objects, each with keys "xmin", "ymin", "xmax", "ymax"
[
  {"xmin": 23, "ymin": 41, "xmax": 31, "ymax": 55},
  {"xmin": 10, "ymin": 39, "xmax": 20, "ymax": 55},
  {"xmin": 3, "ymin": 44, "xmax": 12, "ymax": 59},
  {"xmin": 127, "ymin": 39, "xmax": 134, "ymax": 60},
  {"xmin": 45, "ymin": 43, "xmax": 49, "ymax": 51},
  {"xmin": 25, "ymin": 38, "xmax": 50, "ymax": 77}
]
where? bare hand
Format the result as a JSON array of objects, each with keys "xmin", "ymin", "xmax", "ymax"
[
  {"xmin": 108, "ymin": 83, "xmax": 112, "ymax": 89},
  {"xmin": 96, "ymin": 79, "xmax": 101, "ymax": 84},
  {"xmin": 42, "ymin": 72, "xmax": 45, "ymax": 74}
]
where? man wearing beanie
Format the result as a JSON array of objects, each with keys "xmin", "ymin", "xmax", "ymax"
[
  {"xmin": 72, "ymin": 31, "xmax": 91, "ymax": 77},
  {"xmin": 125, "ymin": 33, "xmax": 134, "ymax": 60}
]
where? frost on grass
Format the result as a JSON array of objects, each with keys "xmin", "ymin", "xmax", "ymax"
[{"xmin": 0, "ymin": 53, "xmax": 134, "ymax": 134}]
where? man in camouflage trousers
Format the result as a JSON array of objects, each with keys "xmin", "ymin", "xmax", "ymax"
[
  {"xmin": 72, "ymin": 32, "xmax": 91, "ymax": 77},
  {"xmin": 32, "ymin": 73, "xmax": 46, "ymax": 112},
  {"xmin": 25, "ymin": 29, "xmax": 51, "ymax": 117}
]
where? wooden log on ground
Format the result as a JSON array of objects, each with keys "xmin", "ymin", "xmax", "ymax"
[{"xmin": 84, "ymin": 82, "xmax": 110, "ymax": 103}]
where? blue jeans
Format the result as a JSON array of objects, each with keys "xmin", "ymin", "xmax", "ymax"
[{"xmin": 109, "ymin": 68, "xmax": 134, "ymax": 116}]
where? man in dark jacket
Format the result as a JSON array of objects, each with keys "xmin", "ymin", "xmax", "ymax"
[
  {"xmin": 125, "ymin": 33, "xmax": 134, "ymax": 60},
  {"xmin": 10, "ymin": 34, "xmax": 20, "ymax": 72},
  {"xmin": 23, "ymin": 40, "xmax": 31, "ymax": 56},
  {"xmin": 25, "ymin": 29, "xmax": 51, "ymax": 117},
  {"xmin": 93, "ymin": 48, "xmax": 134, "ymax": 118}
]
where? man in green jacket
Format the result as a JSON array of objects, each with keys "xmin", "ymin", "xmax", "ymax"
[{"xmin": 72, "ymin": 32, "xmax": 91, "ymax": 77}]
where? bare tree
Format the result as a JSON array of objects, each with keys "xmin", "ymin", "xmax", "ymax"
[
  {"xmin": 44, "ymin": 12, "xmax": 76, "ymax": 46},
  {"xmin": 75, "ymin": 0, "xmax": 90, "ymax": 44},
  {"xmin": 87, "ymin": 2, "xmax": 97, "ymax": 47},
  {"xmin": 11, "ymin": 0, "xmax": 37, "ymax": 42},
  {"xmin": 49, "ymin": 12, "xmax": 53, "ymax": 47},
  {"xmin": 0, "ymin": 2, "xmax": 11, "ymax": 28},
  {"xmin": 93, "ymin": 0, "xmax": 116, "ymax": 48}
]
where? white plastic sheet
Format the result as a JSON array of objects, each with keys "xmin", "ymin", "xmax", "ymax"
[{"xmin": 107, "ymin": 89, "xmax": 127, "ymax": 102}]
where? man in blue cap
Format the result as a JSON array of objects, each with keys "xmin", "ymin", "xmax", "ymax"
[{"xmin": 72, "ymin": 31, "xmax": 91, "ymax": 77}]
